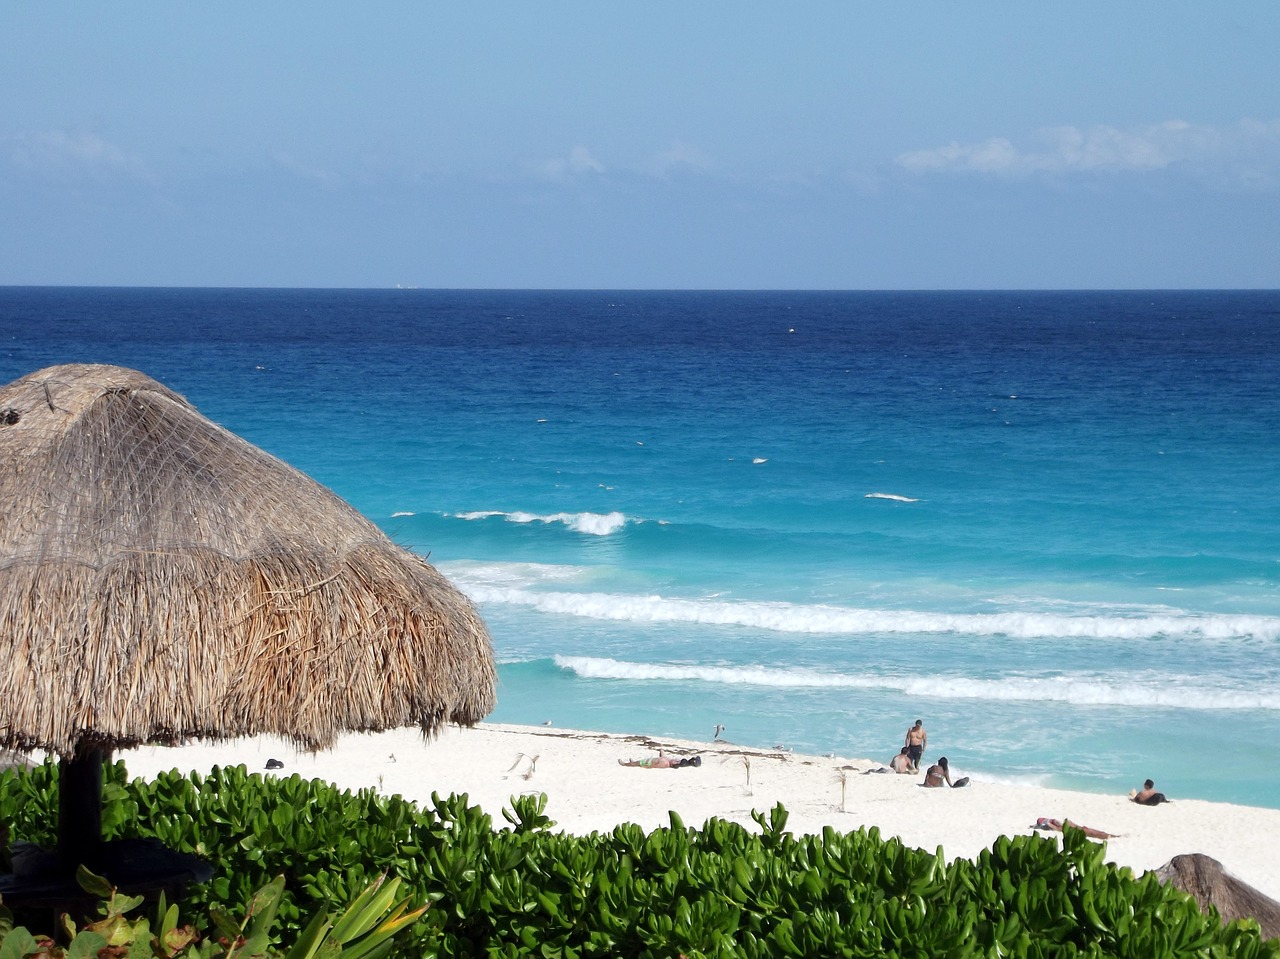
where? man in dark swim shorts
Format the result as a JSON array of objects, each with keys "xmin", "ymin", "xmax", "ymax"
[{"xmin": 904, "ymin": 719, "xmax": 927, "ymax": 772}]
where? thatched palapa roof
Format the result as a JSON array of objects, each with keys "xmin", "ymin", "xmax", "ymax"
[
  {"xmin": 0, "ymin": 363, "xmax": 496, "ymax": 758},
  {"xmin": 1156, "ymin": 854, "xmax": 1280, "ymax": 941}
]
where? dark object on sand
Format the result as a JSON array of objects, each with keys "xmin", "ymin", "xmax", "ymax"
[
  {"xmin": 265, "ymin": 759, "xmax": 285, "ymax": 770},
  {"xmin": 0, "ymin": 364, "xmax": 497, "ymax": 900},
  {"xmin": 1156, "ymin": 853, "xmax": 1280, "ymax": 941}
]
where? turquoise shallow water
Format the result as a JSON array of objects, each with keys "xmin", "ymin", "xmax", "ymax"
[{"xmin": 4, "ymin": 287, "xmax": 1279, "ymax": 807}]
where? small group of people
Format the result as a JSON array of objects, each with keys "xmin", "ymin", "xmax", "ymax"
[
  {"xmin": 895, "ymin": 719, "xmax": 1169, "ymax": 800},
  {"xmin": 890, "ymin": 720, "xmax": 968, "ymax": 787},
  {"xmin": 1029, "ymin": 777, "xmax": 1170, "ymax": 844},
  {"xmin": 619, "ymin": 720, "xmax": 1166, "ymax": 803}
]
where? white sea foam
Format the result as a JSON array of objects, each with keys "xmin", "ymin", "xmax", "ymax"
[
  {"xmin": 445, "ymin": 561, "xmax": 590, "ymax": 590},
  {"xmin": 445, "ymin": 574, "xmax": 1280, "ymax": 642},
  {"xmin": 554, "ymin": 656, "xmax": 1280, "ymax": 710},
  {"xmin": 965, "ymin": 771, "xmax": 1054, "ymax": 790},
  {"xmin": 864, "ymin": 492, "xmax": 919, "ymax": 503},
  {"xmin": 451, "ymin": 509, "xmax": 628, "ymax": 536},
  {"xmin": 390, "ymin": 511, "xmax": 415, "ymax": 517}
]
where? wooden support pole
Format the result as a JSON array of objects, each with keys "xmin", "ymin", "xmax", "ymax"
[{"xmin": 57, "ymin": 746, "xmax": 107, "ymax": 871}]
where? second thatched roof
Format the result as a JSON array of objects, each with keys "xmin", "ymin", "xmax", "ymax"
[
  {"xmin": 1156, "ymin": 854, "xmax": 1280, "ymax": 941},
  {"xmin": 0, "ymin": 363, "xmax": 496, "ymax": 758}
]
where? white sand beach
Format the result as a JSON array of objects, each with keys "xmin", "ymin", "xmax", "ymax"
[{"xmin": 120, "ymin": 722, "xmax": 1280, "ymax": 902}]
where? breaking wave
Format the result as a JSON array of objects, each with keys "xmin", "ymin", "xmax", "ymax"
[
  {"xmin": 554, "ymin": 656, "xmax": 1280, "ymax": 710},
  {"xmin": 451, "ymin": 509, "xmax": 629, "ymax": 536},
  {"xmin": 449, "ymin": 576, "xmax": 1280, "ymax": 642}
]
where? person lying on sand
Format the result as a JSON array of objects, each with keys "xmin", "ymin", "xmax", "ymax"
[
  {"xmin": 619, "ymin": 754, "xmax": 702, "ymax": 768},
  {"xmin": 1032, "ymin": 817, "xmax": 1117, "ymax": 840},
  {"xmin": 1132, "ymin": 778, "xmax": 1169, "ymax": 805}
]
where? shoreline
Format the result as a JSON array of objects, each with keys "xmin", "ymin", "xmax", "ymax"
[{"xmin": 114, "ymin": 721, "xmax": 1280, "ymax": 901}]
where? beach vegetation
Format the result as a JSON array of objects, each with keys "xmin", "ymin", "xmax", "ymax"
[
  {"xmin": 1, "ymin": 760, "xmax": 1276, "ymax": 958},
  {"xmin": 0, "ymin": 868, "xmax": 424, "ymax": 959}
]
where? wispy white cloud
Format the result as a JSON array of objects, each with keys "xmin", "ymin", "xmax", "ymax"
[
  {"xmin": 896, "ymin": 118, "xmax": 1280, "ymax": 186},
  {"xmin": 649, "ymin": 140, "xmax": 713, "ymax": 177},
  {"xmin": 535, "ymin": 145, "xmax": 605, "ymax": 181},
  {"xmin": 6, "ymin": 129, "xmax": 144, "ymax": 179},
  {"xmin": 568, "ymin": 145, "xmax": 604, "ymax": 174}
]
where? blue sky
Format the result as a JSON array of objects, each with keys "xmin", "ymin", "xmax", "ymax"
[{"xmin": 3, "ymin": 3, "xmax": 1278, "ymax": 289}]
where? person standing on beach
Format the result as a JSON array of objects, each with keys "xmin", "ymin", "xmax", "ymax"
[{"xmin": 905, "ymin": 720, "xmax": 927, "ymax": 771}]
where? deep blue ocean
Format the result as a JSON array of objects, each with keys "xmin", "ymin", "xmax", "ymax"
[{"xmin": 4, "ymin": 287, "xmax": 1278, "ymax": 808}]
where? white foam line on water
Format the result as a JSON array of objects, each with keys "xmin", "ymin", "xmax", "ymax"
[
  {"xmin": 452, "ymin": 509, "xmax": 628, "ymax": 536},
  {"xmin": 449, "ymin": 579, "xmax": 1280, "ymax": 642},
  {"xmin": 553, "ymin": 656, "xmax": 1280, "ymax": 710}
]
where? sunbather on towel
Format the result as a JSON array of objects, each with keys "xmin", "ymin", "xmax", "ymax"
[
  {"xmin": 619, "ymin": 754, "xmax": 702, "ymax": 768},
  {"xmin": 1032, "ymin": 817, "xmax": 1117, "ymax": 840}
]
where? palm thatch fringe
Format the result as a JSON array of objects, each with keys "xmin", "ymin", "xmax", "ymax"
[
  {"xmin": 1156, "ymin": 854, "xmax": 1280, "ymax": 941},
  {"xmin": 0, "ymin": 364, "xmax": 496, "ymax": 758}
]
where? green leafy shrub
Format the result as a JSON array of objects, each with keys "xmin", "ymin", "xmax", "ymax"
[
  {"xmin": 0, "ymin": 867, "xmax": 424, "ymax": 959},
  {"xmin": 2, "ymin": 759, "xmax": 1276, "ymax": 958}
]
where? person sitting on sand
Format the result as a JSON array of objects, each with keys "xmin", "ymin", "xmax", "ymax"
[
  {"xmin": 1132, "ymin": 778, "xmax": 1169, "ymax": 805},
  {"xmin": 922, "ymin": 756, "xmax": 952, "ymax": 787},
  {"xmin": 619, "ymin": 754, "xmax": 702, "ymax": 769},
  {"xmin": 890, "ymin": 746, "xmax": 913, "ymax": 774}
]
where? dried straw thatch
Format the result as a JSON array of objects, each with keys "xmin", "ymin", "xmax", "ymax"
[
  {"xmin": 0, "ymin": 363, "xmax": 497, "ymax": 759},
  {"xmin": 1156, "ymin": 854, "xmax": 1280, "ymax": 941}
]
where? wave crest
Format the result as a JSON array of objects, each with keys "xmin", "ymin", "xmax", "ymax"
[
  {"xmin": 449, "ymin": 577, "xmax": 1280, "ymax": 642},
  {"xmin": 452, "ymin": 509, "xmax": 628, "ymax": 536},
  {"xmin": 554, "ymin": 656, "xmax": 1280, "ymax": 710}
]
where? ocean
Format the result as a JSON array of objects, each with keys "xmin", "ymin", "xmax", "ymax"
[{"xmin": 4, "ymin": 287, "xmax": 1278, "ymax": 809}]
